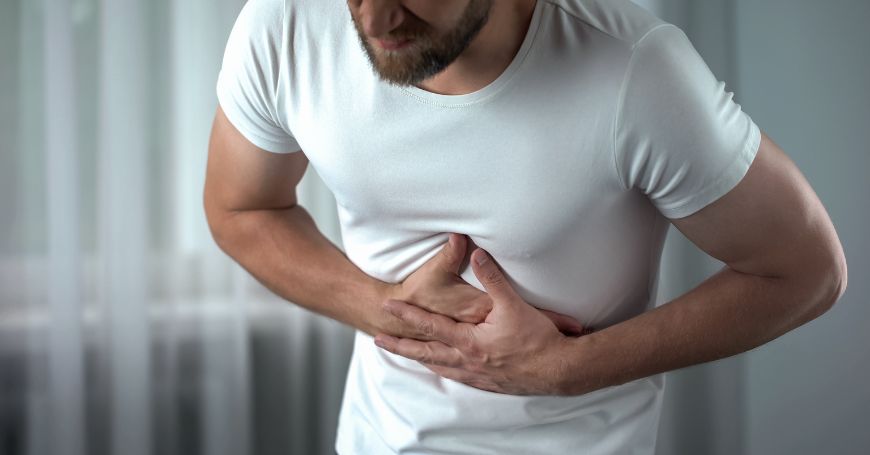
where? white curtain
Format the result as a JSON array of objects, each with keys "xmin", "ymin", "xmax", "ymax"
[{"xmin": 1, "ymin": 1, "xmax": 351, "ymax": 454}]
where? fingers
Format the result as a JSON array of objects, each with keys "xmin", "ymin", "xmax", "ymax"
[
  {"xmin": 374, "ymin": 336, "xmax": 463, "ymax": 367},
  {"xmin": 435, "ymin": 233, "xmax": 467, "ymax": 275},
  {"xmin": 383, "ymin": 299, "xmax": 472, "ymax": 347},
  {"xmin": 471, "ymin": 249, "xmax": 519, "ymax": 303}
]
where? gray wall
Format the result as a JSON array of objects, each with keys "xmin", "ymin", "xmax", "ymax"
[
  {"xmin": 736, "ymin": 2, "xmax": 870, "ymax": 454},
  {"xmin": 649, "ymin": 1, "xmax": 869, "ymax": 454}
]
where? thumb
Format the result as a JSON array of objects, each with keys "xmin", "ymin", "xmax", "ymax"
[
  {"xmin": 435, "ymin": 233, "xmax": 467, "ymax": 275},
  {"xmin": 471, "ymin": 248, "xmax": 518, "ymax": 303}
]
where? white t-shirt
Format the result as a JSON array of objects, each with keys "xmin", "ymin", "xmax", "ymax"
[{"xmin": 216, "ymin": 0, "xmax": 761, "ymax": 453}]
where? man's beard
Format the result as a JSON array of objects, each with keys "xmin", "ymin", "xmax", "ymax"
[{"xmin": 351, "ymin": 1, "xmax": 493, "ymax": 86}]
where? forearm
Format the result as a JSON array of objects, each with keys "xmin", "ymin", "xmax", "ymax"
[
  {"xmin": 558, "ymin": 265, "xmax": 838, "ymax": 395},
  {"xmin": 208, "ymin": 204, "xmax": 391, "ymax": 336}
]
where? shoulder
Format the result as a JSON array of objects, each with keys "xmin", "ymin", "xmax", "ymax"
[
  {"xmin": 223, "ymin": 0, "xmax": 352, "ymax": 76},
  {"xmin": 234, "ymin": 0, "xmax": 286, "ymax": 31},
  {"xmin": 541, "ymin": 0, "xmax": 671, "ymax": 48},
  {"xmin": 231, "ymin": 0, "xmax": 348, "ymax": 43}
]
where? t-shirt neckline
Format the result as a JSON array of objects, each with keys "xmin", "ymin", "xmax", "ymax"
[{"xmin": 399, "ymin": 0, "xmax": 545, "ymax": 108}]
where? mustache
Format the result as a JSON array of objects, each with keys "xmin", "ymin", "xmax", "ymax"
[
  {"xmin": 380, "ymin": 25, "xmax": 428, "ymax": 41},
  {"xmin": 384, "ymin": 32, "xmax": 423, "ymax": 40},
  {"xmin": 348, "ymin": 4, "xmax": 435, "ymax": 42},
  {"xmin": 372, "ymin": 13, "xmax": 430, "ymax": 41}
]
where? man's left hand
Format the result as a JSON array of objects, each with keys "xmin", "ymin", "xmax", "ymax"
[{"xmin": 373, "ymin": 248, "xmax": 588, "ymax": 396}]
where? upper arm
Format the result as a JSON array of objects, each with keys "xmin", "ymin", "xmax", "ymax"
[
  {"xmin": 668, "ymin": 132, "xmax": 847, "ymax": 300},
  {"xmin": 207, "ymin": 0, "xmax": 306, "ymax": 220},
  {"xmin": 204, "ymin": 106, "xmax": 308, "ymax": 220}
]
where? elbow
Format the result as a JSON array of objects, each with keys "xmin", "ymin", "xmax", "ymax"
[
  {"xmin": 825, "ymin": 250, "xmax": 848, "ymax": 309},
  {"xmin": 205, "ymin": 211, "xmax": 229, "ymax": 251},
  {"xmin": 203, "ymin": 188, "xmax": 233, "ymax": 251},
  {"xmin": 807, "ymin": 248, "xmax": 848, "ymax": 319}
]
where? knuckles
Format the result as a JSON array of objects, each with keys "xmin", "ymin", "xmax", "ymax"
[
  {"xmin": 415, "ymin": 319, "xmax": 436, "ymax": 338},
  {"xmin": 382, "ymin": 300, "xmax": 400, "ymax": 315},
  {"xmin": 456, "ymin": 332, "xmax": 476, "ymax": 354},
  {"xmin": 483, "ymin": 269, "xmax": 505, "ymax": 287},
  {"xmin": 418, "ymin": 344, "xmax": 435, "ymax": 364},
  {"xmin": 439, "ymin": 247, "xmax": 458, "ymax": 266}
]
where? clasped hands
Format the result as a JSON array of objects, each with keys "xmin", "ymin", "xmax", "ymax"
[{"xmin": 374, "ymin": 233, "xmax": 594, "ymax": 396}]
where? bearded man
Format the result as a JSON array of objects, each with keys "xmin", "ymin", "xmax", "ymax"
[{"xmin": 204, "ymin": 0, "xmax": 847, "ymax": 453}]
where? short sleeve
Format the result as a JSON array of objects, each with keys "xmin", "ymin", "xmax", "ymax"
[
  {"xmin": 614, "ymin": 24, "xmax": 761, "ymax": 219},
  {"xmin": 216, "ymin": 0, "xmax": 301, "ymax": 153}
]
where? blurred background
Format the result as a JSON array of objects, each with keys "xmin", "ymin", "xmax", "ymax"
[{"xmin": 0, "ymin": 0, "xmax": 867, "ymax": 454}]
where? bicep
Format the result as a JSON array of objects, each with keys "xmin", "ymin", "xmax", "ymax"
[
  {"xmin": 204, "ymin": 106, "xmax": 308, "ymax": 216},
  {"xmin": 668, "ymin": 131, "xmax": 845, "ymax": 282}
]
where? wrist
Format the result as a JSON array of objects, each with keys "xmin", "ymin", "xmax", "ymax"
[
  {"xmin": 551, "ymin": 335, "xmax": 592, "ymax": 396},
  {"xmin": 373, "ymin": 280, "xmax": 404, "ymax": 305},
  {"xmin": 365, "ymin": 280, "xmax": 402, "ymax": 335}
]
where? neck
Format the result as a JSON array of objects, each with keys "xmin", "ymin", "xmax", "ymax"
[{"xmin": 416, "ymin": 0, "xmax": 536, "ymax": 96}]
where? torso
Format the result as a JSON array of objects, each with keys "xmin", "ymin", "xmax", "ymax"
[{"xmin": 280, "ymin": 0, "xmax": 670, "ymax": 453}]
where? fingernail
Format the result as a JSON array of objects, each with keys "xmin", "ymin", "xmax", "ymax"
[
  {"xmin": 448, "ymin": 233, "xmax": 455, "ymax": 248},
  {"xmin": 474, "ymin": 249, "xmax": 489, "ymax": 266}
]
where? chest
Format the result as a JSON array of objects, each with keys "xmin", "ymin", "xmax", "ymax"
[{"xmin": 302, "ymin": 99, "xmax": 617, "ymax": 251}]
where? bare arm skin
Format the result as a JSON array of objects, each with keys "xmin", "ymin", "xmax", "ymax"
[
  {"xmin": 204, "ymin": 106, "xmax": 584, "ymax": 338},
  {"xmin": 559, "ymin": 131, "xmax": 848, "ymax": 394},
  {"xmin": 374, "ymin": 131, "xmax": 848, "ymax": 396},
  {"xmin": 204, "ymin": 106, "xmax": 393, "ymax": 336}
]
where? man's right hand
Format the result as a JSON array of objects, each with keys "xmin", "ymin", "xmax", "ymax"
[
  {"xmin": 391, "ymin": 233, "xmax": 492, "ymax": 323},
  {"xmin": 380, "ymin": 233, "xmax": 592, "ymax": 337}
]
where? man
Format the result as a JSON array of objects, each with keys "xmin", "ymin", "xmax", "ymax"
[{"xmin": 204, "ymin": 0, "xmax": 848, "ymax": 453}]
